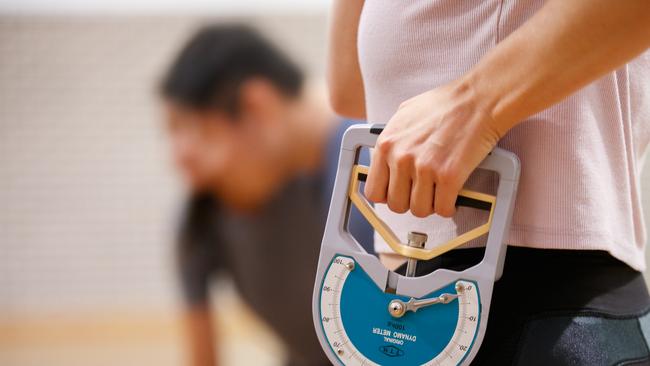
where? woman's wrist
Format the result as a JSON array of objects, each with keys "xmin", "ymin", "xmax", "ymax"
[{"xmin": 448, "ymin": 72, "xmax": 514, "ymax": 142}]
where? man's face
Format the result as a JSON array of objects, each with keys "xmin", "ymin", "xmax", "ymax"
[
  {"xmin": 164, "ymin": 100, "xmax": 288, "ymax": 211},
  {"xmin": 165, "ymin": 104, "xmax": 234, "ymax": 190}
]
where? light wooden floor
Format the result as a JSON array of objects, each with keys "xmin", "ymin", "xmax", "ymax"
[{"xmin": 0, "ymin": 287, "xmax": 285, "ymax": 366}]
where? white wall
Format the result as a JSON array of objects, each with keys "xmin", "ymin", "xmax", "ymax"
[{"xmin": 0, "ymin": 0, "xmax": 329, "ymax": 16}]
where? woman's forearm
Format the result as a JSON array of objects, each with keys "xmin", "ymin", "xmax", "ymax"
[
  {"xmin": 464, "ymin": 0, "xmax": 650, "ymax": 135},
  {"xmin": 327, "ymin": 0, "xmax": 366, "ymax": 119}
]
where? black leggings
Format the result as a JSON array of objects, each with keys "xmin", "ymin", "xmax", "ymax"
[{"xmin": 400, "ymin": 247, "xmax": 650, "ymax": 366}]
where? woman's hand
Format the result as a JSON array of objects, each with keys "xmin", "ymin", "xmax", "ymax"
[{"xmin": 364, "ymin": 81, "xmax": 503, "ymax": 218}]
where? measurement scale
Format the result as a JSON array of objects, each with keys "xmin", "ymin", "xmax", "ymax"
[{"xmin": 313, "ymin": 124, "xmax": 520, "ymax": 365}]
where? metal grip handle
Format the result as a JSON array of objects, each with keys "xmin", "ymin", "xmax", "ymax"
[{"xmin": 341, "ymin": 124, "xmax": 520, "ymax": 261}]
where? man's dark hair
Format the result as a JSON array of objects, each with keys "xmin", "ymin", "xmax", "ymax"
[{"xmin": 161, "ymin": 24, "xmax": 304, "ymax": 114}]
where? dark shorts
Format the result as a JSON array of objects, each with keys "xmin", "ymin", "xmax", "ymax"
[{"xmin": 401, "ymin": 247, "xmax": 650, "ymax": 366}]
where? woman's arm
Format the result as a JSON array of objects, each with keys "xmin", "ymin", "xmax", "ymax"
[
  {"xmin": 472, "ymin": 0, "xmax": 650, "ymax": 134},
  {"xmin": 364, "ymin": 0, "xmax": 650, "ymax": 217},
  {"xmin": 327, "ymin": 0, "xmax": 366, "ymax": 119}
]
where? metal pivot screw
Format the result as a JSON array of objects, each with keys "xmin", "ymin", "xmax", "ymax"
[
  {"xmin": 388, "ymin": 300, "xmax": 406, "ymax": 318},
  {"xmin": 405, "ymin": 231, "xmax": 427, "ymax": 277},
  {"xmin": 345, "ymin": 261, "xmax": 355, "ymax": 271},
  {"xmin": 455, "ymin": 282, "xmax": 465, "ymax": 293},
  {"xmin": 337, "ymin": 349, "xmax": 344, "ymax": 356}
]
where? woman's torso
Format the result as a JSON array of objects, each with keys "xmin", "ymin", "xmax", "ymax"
[{"xmin": 358, "ymin": 0, "xmax": 650, "ymax": 270}]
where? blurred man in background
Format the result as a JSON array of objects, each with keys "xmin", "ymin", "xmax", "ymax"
[{"xmin": 159, "ymin": 25, "xmax": 371, "ymax": 366}]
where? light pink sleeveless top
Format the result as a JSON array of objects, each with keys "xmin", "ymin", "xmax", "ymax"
[{"xmin": 358, "ymin": 0, "xmax": 650, "ymax": 270}]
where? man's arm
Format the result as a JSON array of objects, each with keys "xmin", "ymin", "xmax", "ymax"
[
  {"xmin": 177, "ymin": 197, "xmax": 221, "ymax": 366},
  {"xmin": 184, "ymin": 304, "xmax": 218, "ymax": 366},
  {"xmin": 327, "ymin": 0, "xmax": 366, "ymax": 119},
  {"xmin": 364, "ymin": 0, "xmax": 650, "ymax": 217}
]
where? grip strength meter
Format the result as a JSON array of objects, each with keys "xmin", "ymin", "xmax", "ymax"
[{"xmin": 312, "ymin": 124, "xmax": 520, "ymax": 365}]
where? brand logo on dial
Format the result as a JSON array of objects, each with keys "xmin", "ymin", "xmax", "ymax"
[{"xmin": 379, "ymin": 345, "xmax": 405, "ymax": 357}]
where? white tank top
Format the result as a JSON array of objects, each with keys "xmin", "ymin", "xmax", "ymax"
[{"xmin": 358, "ymin": 0, "xmax": 650, "ymax": 270}]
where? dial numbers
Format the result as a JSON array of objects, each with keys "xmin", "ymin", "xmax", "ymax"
[
  {"xmin": 423, "ymin": 280, "xmax": 480, "ymax": 366},
  {"xmin": 319, "ymin": 256, "xmax": 481, "ymax": 366},
  {"xmin": 320, "ymin": 257, "xmax": 376, "ymax": 365}
]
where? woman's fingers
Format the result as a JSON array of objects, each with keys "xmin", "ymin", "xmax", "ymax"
[
  {"xmin": 386, "ymin": 154, "xmax": 412, "ymax": 213},
  {"xmin": 364, "ymin": 149, "xmax": 389, "ymax": 203},
  {"xmin": 410, "ymin": 165, "xmax": 435, "ymax": 218},
  {"xmin": 366, "ymin": 137, "xmax": 415, "ymax": 214},
  {"xmin": 366, "ymin": 154, "xmax": 459, "ymax": 218},
  {"xmin": 433, "ymin": 180, "xmax": 458, "ymax": 218},
  {"xmin": 366, "ymin": 133, "xmax": 452, "ymax": 217}
]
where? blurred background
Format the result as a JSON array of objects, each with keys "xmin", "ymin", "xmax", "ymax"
[
  {"xmin": 0, "ymin": 1, "xmax": 328, "ymax": 365},
  {"xmin": 1, "ymin": 1, "xmax": 650, "ymax": 366}
]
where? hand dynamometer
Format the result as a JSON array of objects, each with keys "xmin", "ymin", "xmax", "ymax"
[{"xmin": 312, "ymin": 124, "xmax": 520, "ymax": 365}]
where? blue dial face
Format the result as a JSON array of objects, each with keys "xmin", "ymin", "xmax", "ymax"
[{"xmin": 319, "ymin": 256, "xmax": 481, "ymax": 366}]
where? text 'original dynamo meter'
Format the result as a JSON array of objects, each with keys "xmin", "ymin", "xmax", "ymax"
[{"xmin": 312, "ymin": 124, "xmax": 520, "ymax": 365}]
